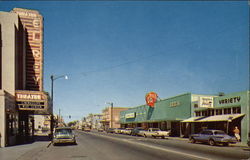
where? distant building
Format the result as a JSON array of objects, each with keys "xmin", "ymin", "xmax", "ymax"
[
  {"xmin": 101, "ymin": 107, "xmax": 129, "ymax": 129},
  {"xmin": 33, "ymin": 115, "xmax": 51, "ymax": 136},
  {"xmin": 82, "ymin": 114, "xmax": 103, "ymax": 129}
]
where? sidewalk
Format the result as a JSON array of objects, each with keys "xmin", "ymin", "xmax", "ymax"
[{"xmin": 0, "ymin": 141, "xmax": 49, "ymax": 160}]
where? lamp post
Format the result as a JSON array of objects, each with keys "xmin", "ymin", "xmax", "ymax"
[
  {"xmin": 50, "ymin": 75, "xmax": 68, "ymax": 131},
  {"xmin": 106, "ymin": 102, "xmax": 113, "ymax": 128}
]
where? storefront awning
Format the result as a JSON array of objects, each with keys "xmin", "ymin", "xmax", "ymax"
[
  {"xmin": 196, "ymin": 114, "xmax": 245, "ymax": 122},
  {"xmin": 182, "ymin": 114, "xmax": 245, "ymax": 123},
  {"xmin": 181, "ymin": 116, "xmax": 204, "ymax": 123}
]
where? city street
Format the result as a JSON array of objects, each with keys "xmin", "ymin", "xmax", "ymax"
[{"xmin": 1, "ymin": 130, "xmax": 249, "ymax": 160}]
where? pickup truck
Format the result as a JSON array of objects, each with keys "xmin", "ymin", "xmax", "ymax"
[{"xmin": 140, "ymin": 128, "xmax": 170, "ymax": 139}]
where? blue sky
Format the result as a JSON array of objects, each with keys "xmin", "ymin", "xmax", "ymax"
[{"xmin": 0, "ymin": 1, "xmax": 249, "ymax": 122}]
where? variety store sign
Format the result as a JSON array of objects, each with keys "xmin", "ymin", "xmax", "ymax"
[{"xmin": 219, "ymin": 96, "xmax": 241, "ymax": 105}]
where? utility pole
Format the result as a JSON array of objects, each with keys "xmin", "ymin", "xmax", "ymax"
[{"xmin": 111, "ymin": 102, "xmax": 113, "ymax": 128}]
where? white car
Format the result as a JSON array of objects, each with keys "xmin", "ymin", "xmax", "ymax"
[
  {"xmin": 123, "ymin": 128, "xmax": 133, "ymax": 135},
  {"xmin": 141, "ymin": 128, "xmax": 170, "ymax": 139}
]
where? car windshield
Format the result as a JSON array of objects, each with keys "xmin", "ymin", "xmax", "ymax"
[
  {"xmin": 55, "ymin": 129, "xmax": 72, "ymax": 134},
  {"xmin": 152, "ymin": 128, "xmax": 161, "ymax": 131},
  {"xmin": 214, "ymin": 131, "xmax": 226, "ymax": 135},
  {"xmin": 138, "ymin": 129, "xmax": 145, "ymax": 131}
]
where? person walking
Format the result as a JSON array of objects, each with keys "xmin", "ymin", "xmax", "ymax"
[{"xmin": 233, "ymin": 126, "xmax": 241, "ymax": 141}]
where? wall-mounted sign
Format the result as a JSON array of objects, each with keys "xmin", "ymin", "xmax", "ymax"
[
  {"xmin": 199, "ymin": 97, "xmax": 213, "ymax": 108},
  {"xmin": 145, "ymin": 92, "xmax": 158, "ymax": 107},
  {"xmin": 16, "ymin": 93, "xmax": 44, "ymax": 100},
  {"xmin": 12, "ymin": 8, "xmax": 43, "ymax": 91},
  {"xmin": 170, "ymin": 101, "xmax": 181, "ymax": 107},
  {"xmin": 15, "ymin": 91, "xmax": 47, "ymax": 111},
  {"xmin": 125, "ymin": 113, "xmax": 136, "ymax": 119},
  {"xmin": 219, "ymin": 96, "xmax": 241, "ymax": 105}
]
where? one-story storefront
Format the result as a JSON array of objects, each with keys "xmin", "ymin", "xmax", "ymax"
[
  {"xmin": 182, "ymin": 91, "xmax": 249, "ymax": 145},
  {"xmin": 120, "ymin": 93, "xmax": 216, "ymax": 137}
]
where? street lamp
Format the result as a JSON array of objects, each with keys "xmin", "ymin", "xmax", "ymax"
[
  {"xmin": 106, "ymin": 102, "xmax": 113, "ymax": 128},
  {"xmin": 50, "ymin": 75, "xmax": 68, "ymax": 130}
]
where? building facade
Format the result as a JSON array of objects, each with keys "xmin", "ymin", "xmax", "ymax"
[
  {"xmin": 82, "ymin": 114, "xmax": 103, "ymax": 130},
  {"xmin": 182, "ymin": 91, "xmax": 249, "ymax": 145},
  {"xmin": 120, "ymin": 93, "xmax": 216, "ymax": 137},
  {"xmin": 101, "ymin": 107, "xmax": 129, "ymax": 130},
  {"xmin": 0, "ymin": 8, "xmax": 50, "ymax": 147}
]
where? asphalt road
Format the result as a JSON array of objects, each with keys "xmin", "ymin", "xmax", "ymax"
[{"xmin": 17, "ymin": 130, "xmax": 250, "ymax": 160}]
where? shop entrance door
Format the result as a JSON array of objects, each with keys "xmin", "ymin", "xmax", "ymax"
[{"xmin": 171, "ymin": 122, "xmax": 181, "ymax": 137}]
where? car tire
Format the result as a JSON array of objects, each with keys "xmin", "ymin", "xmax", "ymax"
[
  {"xmin": 144, "ymin": 134, "xmax": 147, "ymax": 138},
  {"xmin": 162, "ymin": 136, "xmax": 165, "ymax": 139},
  {"xmin": 223, "ymin": 143, "xmax": 229, "ymax": 146},
  {"xmin": 190, "ymin": 138, "xmax": 196, "ymax": 143},
  {"xmin": 209, "ymin": 139, "xmax": 216, "ymax": 146}
]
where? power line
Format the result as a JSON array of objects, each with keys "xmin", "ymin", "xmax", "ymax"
[{"xmin": 78, "ymin": 52, "xmax": 165, "ymax": 76}]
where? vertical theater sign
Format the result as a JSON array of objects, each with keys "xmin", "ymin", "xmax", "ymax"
[{"xmin": 12, "ymin": 8, "xmax": 43, "ymax": 91}]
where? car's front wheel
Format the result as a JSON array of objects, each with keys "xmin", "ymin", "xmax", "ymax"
[
  {"xmin": 223, "ymin": 143, "xmax": 229, "ymax": 146},
  {"xmin": 209, "ymin": 139, "xmax": 216, "ymax": 146},
  {"xmin": 190, "ymin": 137, "xmax": 196, "ymax": 143}
]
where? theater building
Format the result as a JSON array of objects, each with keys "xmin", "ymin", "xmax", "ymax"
[
  {"xmin": 0, "ymin": 8, "xmax": 51, "ymax": 147},
  {"xmin": 120, "ymin": 93, "xmax": 216, "ymax": 137}
]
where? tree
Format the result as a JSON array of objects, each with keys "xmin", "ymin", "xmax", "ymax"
[{"xmin": 67, "ymin": 120, "xmax": 78, "ymax": 127}]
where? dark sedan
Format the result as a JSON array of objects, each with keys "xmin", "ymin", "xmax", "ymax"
[
  {"xmin": 189, "ymin": 129, "xmax": 237, "ymax": 146},
  {"xmin": 106, "ymin": 128, "xmax": 115, "ymax": 133}
]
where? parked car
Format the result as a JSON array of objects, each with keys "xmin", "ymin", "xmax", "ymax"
[
  {"xmin": 82, "ymin": 127, "xmax": 91, "ymax": 132},
  {"xmin": 52, "ymin": 127, "xmax": 76, "ymax": 146},
  {"xmin": 120, "ymin": 128, "xmax": 127, "ymax": 134},
  {"xmin": 114, "ymin": 128, "xmax": 123, "ymax": 134},
  {"xmin": 123, "ymin": 128, "xmax": 133, "ymax": 135},
  {"xmin": 106, "ymin": 128, "xmax": 115, "ymax": 133},
  {"xmin": 189, "ymin": 129, "xmax": 237, "ymax": 146},
  {"xmin": 131, "ymin": 127, "xmax": 146, "ymax": 136},
  {"xmin": 140, "ymin": 128, "xmax": 170, "ymax": 139},
  {"xmin": 98, "ymin": 128, "xmax": 104, "ymax": 132}
]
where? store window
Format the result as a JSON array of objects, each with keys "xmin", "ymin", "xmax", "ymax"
[
  {"xmin": 194, "ymin": 104, "xmax": 198, "ymax": 108},
  {"xmin": 224, "ymin": 108, "xmax": 231, "ymax": 114},
  {"xmin": 202, "ymin": 111, "xmax": 208, "ymax": 116},
  {"xmin": 208, "ymin": 110, "xmax": 215, "ymax": 116},
  {"xmin": 216, "ymin": 109, "xmax": 222, "ymax": 115},
  {"xmin": 195, "ymin": 111, "xmax": 201, "ymax": 117},
  {"xmin": 232, "ymin": 107, "xmax": 241, "ymax": 114}
]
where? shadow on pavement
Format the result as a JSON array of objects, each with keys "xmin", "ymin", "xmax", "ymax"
[{"xmin": 34, "ymin": 135, "xmax": 51, "ymax": 142}]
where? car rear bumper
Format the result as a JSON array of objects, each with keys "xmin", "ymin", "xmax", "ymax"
[{"xmin": 53, "ymin": 138, "xmax": 76, "ymax": 144}]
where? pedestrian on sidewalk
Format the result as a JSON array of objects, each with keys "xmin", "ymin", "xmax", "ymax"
[{"xmin": 233, "ymin": 126, "xmax": 240, "ymax": 141}]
